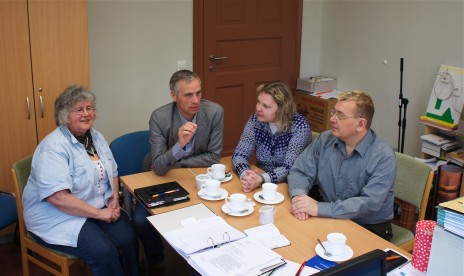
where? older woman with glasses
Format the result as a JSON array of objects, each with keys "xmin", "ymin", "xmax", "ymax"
[
  {"xmin": 232, "ymin": 82, "xmax": 312, "ymax": 192},
  {"xmin": 22, "ymin": 85, "xmax": 140, "ymax": 275}
]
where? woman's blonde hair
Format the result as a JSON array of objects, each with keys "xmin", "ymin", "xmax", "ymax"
[{"xmin": 257, "ymin": 82, "xmax": 296, "ymax": 131}]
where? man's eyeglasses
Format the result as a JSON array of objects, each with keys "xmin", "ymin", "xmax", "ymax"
[
  {"xmin": 330, "ymin": 109, "xmax": 359, "ymax": 120},
  {"xmin": 71, "ymin": 106, "xmax": 95, "ymax": 115}
]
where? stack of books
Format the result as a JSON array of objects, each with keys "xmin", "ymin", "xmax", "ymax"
[
  {"xmin": 420, "ymin": 133, "xmax": 461, "ymax": 159},
  {"xmin": 447, "ymin": 148, "xmax": 464, "ymax": 166},
  {"xmin": 436, "ymin": 197, "xmax": 464, "ymax": 238}
]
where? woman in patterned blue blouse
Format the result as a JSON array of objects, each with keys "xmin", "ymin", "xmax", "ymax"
[{"xmin": 232, "ymin": 82, "xmax": 312, "ymax": 192}]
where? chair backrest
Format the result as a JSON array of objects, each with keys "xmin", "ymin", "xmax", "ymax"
[
  {"xmin": 394, "ymin": 152, "xmax": 434, "ymax": 220},
  {"xmin": 12, "ymin": 155, "xmax": 78, "ymax": 274},
  {"xmin": 110, "ymin": 130, "xmax": 150, "ymax": 176},
  {"xmin": 11, "ymin": 155, "xmax": 33, "ymax": 239},
  {"xmin": 0, "ymin": 191, "xmax": 17, "ymax": 230},
  {"xmin": 311, "ymin": 131, "xmax": 320, "ymax": 142}
]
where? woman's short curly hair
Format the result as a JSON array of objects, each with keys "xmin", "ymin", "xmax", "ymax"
[{"xmin": 54, "ymin": 85, "xmax": 96, "ymax": 126}]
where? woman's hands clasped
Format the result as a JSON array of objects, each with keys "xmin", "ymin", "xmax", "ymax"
[
  {"xmin": 108, "ymin": 197, "xmax": 121, "ymax": 223},
  {"xmin": 98, "ymin": 197, "xmax": 120, "ymax": 223},
  {"xmin": 240, "ymin": 169, "xmax": 261, "ymax": 192}
]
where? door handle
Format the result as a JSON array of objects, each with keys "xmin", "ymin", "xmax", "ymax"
[
  {"xmin": 26, "ymin": 97, "xmax": 31, "ymax": 120},
  {"xmin": 209, "ymin": 55, "xmax": 228, "ymax": 62},
  {"xmin": 40, "ymin": 95, "xmax": 44, "ymax": 118}
]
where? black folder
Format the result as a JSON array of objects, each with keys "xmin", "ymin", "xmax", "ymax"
[{"xmin": 134, "ymin": 181, "xmax": 190, "ymax": 208}]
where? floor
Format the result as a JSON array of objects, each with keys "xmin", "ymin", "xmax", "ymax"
[{"xmin": 0, "ymin": 236, "xmax": 191, "ymax": 276}]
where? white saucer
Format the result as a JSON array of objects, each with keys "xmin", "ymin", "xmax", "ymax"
[
  {"xmin": 254, "ymin": 191, "xmax": 285, "ymax": 204},
  {"xmin": 208, "ymin": 173, "xmax": 233, "ymax": 183},
  {"xmin": 198, "ymin": 188, "xmax": 228, "ymax": 201},
  {"xmin": 221, "ymin": 203, "xmax": 254, "ymax": 216},
  {"xmin": 315, "ymin": 241, "xmax": 354, "ymax": 262},
  {"xmin": 220, "ymin": 174, "xmax": 233, "ymax": 183}
]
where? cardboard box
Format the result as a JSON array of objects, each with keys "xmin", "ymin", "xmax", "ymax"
[
  {"xmin": 297, "ymin": 77, "xmax": 337, "ymax": 93},
  {"xmin": 294, "ymin": 91, "xmax": 336, "ymax": 133}
]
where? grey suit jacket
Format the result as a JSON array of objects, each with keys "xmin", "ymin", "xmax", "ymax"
[{"xmin": 146, "ymin": 99, "xmax": 224, "ymax": 175}]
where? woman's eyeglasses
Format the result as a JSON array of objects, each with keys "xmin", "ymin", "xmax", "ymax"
[{"xmin": 72, "ymin": 106, "xmax": 95, "ymax": 115}]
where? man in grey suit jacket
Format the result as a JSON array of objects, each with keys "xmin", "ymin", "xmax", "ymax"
[
  {"xmin": 144, "ymin": 70, "xmax": 224, "ymax": 174},
  {"xmin": 137, "ymin": 70, "xmax": 224, "ymax": 270},
  {"xmin": 148, "ymin": 99, "xmax": 224, "ymax": 174}
]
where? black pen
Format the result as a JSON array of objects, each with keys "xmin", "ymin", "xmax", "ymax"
[{"xmin": 151, "ymin": 188, "xmax": 179, "ymax": 198}]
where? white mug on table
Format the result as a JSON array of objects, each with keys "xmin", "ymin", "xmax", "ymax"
[
  {"xmin": 200, "ymin": 179, "xmax": 221, "ymax": 197},
  {"xmin": 207, "ymin": 164, "xmax": 226, "ymax": 180},
  {"xmin": 326, "ymin": 232, "xmax": 347, "ymax": 256},
  {"xmin": 261, "ymin": 183, "xmax": 277, "ymax": 201},
  {"xmin": 195, "ymin": 174, "xmax": 211, "ymax": 190},
  {"xmin": 225, "ymin": 193, "xmax": 246, "ymax": 211}
]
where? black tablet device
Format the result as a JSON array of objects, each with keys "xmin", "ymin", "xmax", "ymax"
[{"xmin": 314, "ymin": 249, "xmax": 387, "ymax": 276}]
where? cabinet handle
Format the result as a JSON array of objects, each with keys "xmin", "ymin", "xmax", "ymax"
[
  {"xmin": 26, "ymin": 97, "xmax": 31, "ymax": 120},
  {"xmin": 40, "ymin": 95, "xmax": 44, "ymax": 118}
]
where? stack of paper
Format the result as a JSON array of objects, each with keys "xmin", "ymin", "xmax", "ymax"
[
  {"xmin": 436, "ymin": 197, "xmax": 464, "ymax": 238},
  {"xmin": 243, "ymin": 224, "xmax": 290, "ymax": 249},
  {"xmin": 188, "ymin": 237, "xmax": 285, "ymax": 276}
]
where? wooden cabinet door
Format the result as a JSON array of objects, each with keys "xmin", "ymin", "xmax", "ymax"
[
  {"xmin": 0, "ymin": 0, "xmax": 38, "ymax": 192},
  {"xmin": 28, "ymin": 0, "xmax": 90, "ymax": 141}
]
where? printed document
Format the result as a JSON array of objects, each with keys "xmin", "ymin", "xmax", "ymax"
[
  {"xmin": 243, "ymin": 223, "xmax": 290, "ymax": 249},
  {"xmin": 188, "ymin": 237, "xmax": 284, "ymax": 276}
]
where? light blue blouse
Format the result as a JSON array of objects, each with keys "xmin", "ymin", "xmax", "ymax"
[{"xmin": 22, "ymin": 127, "xmax": 118, "ymax": 247}]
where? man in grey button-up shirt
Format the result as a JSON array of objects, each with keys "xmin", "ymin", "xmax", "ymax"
[{"xmin": 288, "ymin": 90, "xmax": 396, "ymax": 240}]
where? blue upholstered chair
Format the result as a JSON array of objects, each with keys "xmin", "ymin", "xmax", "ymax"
[
  {"xmin": 0, "ymin": 191, "xmax": 17, "ymax": 243},
  {"xmin": 110, "ymin": 130, "xmax": 150, "ymax": 214},
  {"xmin": 110, "ymin": 130, "xmax": 150, "ymax": 177}
]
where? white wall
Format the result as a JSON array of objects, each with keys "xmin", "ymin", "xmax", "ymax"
[
  {"xmin": 318, "ymin": 0, "xmax": 464, "ymax": 156},
  {"xmin": 88, "ymin": 0, "xmax": 193, "ymax": 142},
  {"xmin": 300, "ymin": 0, "xmax": 323, "ymax": 78},
  {"xmin": 88, "ymin": 0, "xmax": 464, "ymax": 157}
]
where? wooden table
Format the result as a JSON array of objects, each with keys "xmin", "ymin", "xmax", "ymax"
[{"xmin": 121, "ymin": 156, "xmax": 410, "ymax": 263}]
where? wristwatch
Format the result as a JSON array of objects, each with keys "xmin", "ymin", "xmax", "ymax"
[{"xmin": 259, "ymin": 175, "xmax": 265, "ymax": 187}]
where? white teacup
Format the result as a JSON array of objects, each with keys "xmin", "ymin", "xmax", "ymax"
[
  {"xmin": 259, "ymin": 205, "xmax": 276, "ymax": 224},
  {"xmin": 200, "ymin": 179, "xmax": 221, "ymax": 197},
  {"xmin": 224, "ymin": 193, "xmax": 246, "ymax": 211},
  {"xmin": 207, "ymin": 164, "xmax": 226, "ymax": 180},
  {"xmin": 195, "ymin": 174, "xmax": 211, "ymax": 190},
  {"xmin": 261, "ymin": 183, "xmax": 277, "ymax": 201},
  {"xmin": 325, "ymin": 233, "xmax": 347, "ymax": 256}
]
